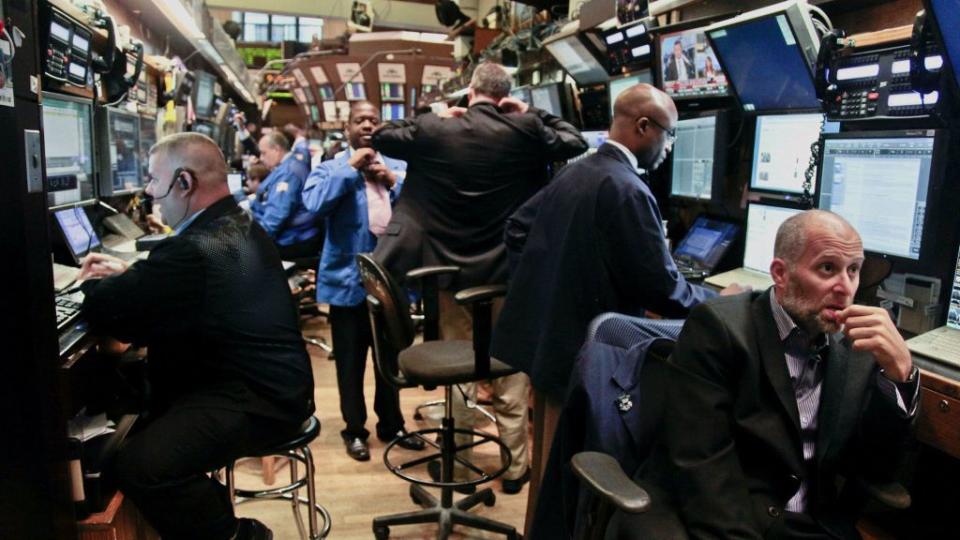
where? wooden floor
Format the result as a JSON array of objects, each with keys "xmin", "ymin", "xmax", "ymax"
[{"xmin": 232, "ymin": 316, "xmax": 529, "ymax": 539}]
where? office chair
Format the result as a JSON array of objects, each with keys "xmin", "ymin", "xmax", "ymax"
[{"xmin": 357, "ymin": 254, "xmax": 520, "ymax": 540}]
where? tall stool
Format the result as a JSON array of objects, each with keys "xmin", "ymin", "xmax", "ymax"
[
  {"xmin": 358, "ymin": 254, "xmax": 520, "ymax": 540},
  {"xmin": 223, "ymin": 416, "xmax": 332, "ymax": 539}
]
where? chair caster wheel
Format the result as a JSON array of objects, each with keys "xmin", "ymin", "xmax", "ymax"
[
  {"xmin": 374, "ymin": 525, "xmax": 390, "ymax": 539},
  {"xmin": 484, "ymin": 491, "xmax": 496, "ymax": 507}
]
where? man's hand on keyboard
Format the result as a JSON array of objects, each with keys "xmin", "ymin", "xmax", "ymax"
[{"xmin": 79, "ymin": 253, "xmax": 129, "ymax": 281}]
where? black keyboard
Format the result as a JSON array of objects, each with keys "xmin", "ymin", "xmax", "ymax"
[{"xmin": 55, "ymin": 295, "xmax": 82, "ymax": 330}]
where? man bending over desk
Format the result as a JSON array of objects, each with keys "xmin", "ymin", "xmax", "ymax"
[
  {"xmin": 615, "ymin": 209, "xmax": 918, "ymax": 540},
  {"xmin": 79, "ymin": 132, "xmax": 314, "ymax": 540}
]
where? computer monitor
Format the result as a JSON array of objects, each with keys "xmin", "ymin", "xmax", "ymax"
[
  {"xmin": 42, "ymin": 92, "xmax": 96, "ymax": 208},
  {"xmin": 669, "ymin": 111, "xmax": 727, "ymax": 201},
  {"xmin": 543, "ymin": 32, "xmax": 609, "ymax": 85},
  {"xmin": 381, "ymin": 103, "xmax": 405, "ymax": 121},
  {"xmin": 949, "ymin": 244, "xmax": 960, "ymax": 329},
  {"xmin": 657, "ymin": 24, "xmax": 729, "ymax": 101},
  {"xmin": 750, "ymin": 112, "xmax": 839, "ymax": 195},
  {"xmin": 673, "ymin": 216, "xmax": 739, "ymax": 271},
  {"xmin": 227, "ymin": 171, "xmax": 244, "ymax": 193},
  {"xmin": 581, "ymin": 131, "xmax": 609, "ymax": 150},
  {"xmin": 193, "ymin": 70, "xmax": 217, "ymax": 119},
  {"xmin": 54, "ymin": 207, "xmax": 100, "ymax": 262},
  {"xmin": 97, "ymin": 107, "xmax": 142, "ymax": 196},
  {"xmin": 381, "ymin": 83, "xmax": 404, "ymax": 101},
  {"xmin": 608, "ymin": 71, "xmax": 653, "ymax": 116},
  {"xmin": 706, "ymin": 1, "xmax": 821, "ymax": 112},
  {"xmin": 530, "ymin": 83, "xmax": 564, "ymax": 118},
  {"xmin": 139, "ymin": 115, "xmax": 156, "ymax": 183},
  {"xmin": 743, "ymin": 201, "xmax": 804, "ymax": 274},
  {"xmin": 926, "ymin": 0, "xmax": 960, "ymax": 91},
  {"xmin": 817, "ymin": 131, "xmax": 939, "ymax": 261},
  {"xmin": 510, "ymin": 86, "xmax": 532, "ymax": 103},
  {"xmin": 318, "ymin": 85, "xmax": 335, "ymax": 100},
  {"xmin": 345, "ymin": 82, "xmax": 366, "ymax": 101}
]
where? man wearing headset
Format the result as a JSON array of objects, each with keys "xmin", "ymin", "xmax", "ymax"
[{"xmin": 79, "ymin": 133, "xmax": 315, "ymax": 540}]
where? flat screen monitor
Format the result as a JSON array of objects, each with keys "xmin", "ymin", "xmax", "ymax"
[
  {"xmin": 581, "ymin": 130, "xmax": 609, "ymax": 150},
  {"xmin": 949, "ymin": 244, "xmax": 960, "ymax": 329},
  {"xmin": 530, "ymin": 84, "xmax": 563, "ymax": 117},
  {"xmin": 193, "ymin": 71, "xmax": 216, "ymax": 119},
  {"xmin": 54, "ymin": 207, "xmax": 100, "ymax": 261},
  {"xmin": 673, "ymin": 217, "xmax": 739, "ymax": 271},
  {"xmin": 318, "ymin": 85, "xmax": 335, "ymax": 100},
  {"xmin": 817, "ymin": 131, "xmax": 937, "ymax": 260},
  {"xmin": 106, "ymin": 109, "xmax": 141, "ymax": 194},
  {"xmin": 707, "ymin": 5, "xmax": 820, "ymax": 111},
  {"xmin": 345, "ymin": 82, "xmax": 366, "ymax": 101},
  {"xmin": 139, "ymin": 115, "xmax": 156, "ymax": 184},
  {"xmin": 670, "ymin": 113, "xmax": 721, "ymax": 201},
  {"xmin": 608, "ymin": 71, "xmax": 653, "ymax": 116},
  {"xmin": 381, "ymin": 83, "xmax": 404, "ymax": 101},
  {"xmin": 42, "ymin": 93, "xmax": 96, "ymax": 208},
  {"xmin": 743, "ymin": 202, "xmax": 804, "ymax": 274},
  {"xmin": 750, "ymin": 112, "xmax": 839, "ymax": 194},
  {"xmin": 544, "ymin": 33, "xmax": 609, "ymax": 85},
  {"xmin": 658, "ymin": 25, "xmax": 728, "ymax": 101},
  {"xmin": 227, "ymin": 172, "xmax": 244, "ymax": 193},
  {"xmin": 927, "ymin": 0, "xmax": 960, "ymax": 91},
  {"xmin": 510, "ymin": 86, "xmax": 532, "ymax": 103},
  {"xmin": 381, "ymin": 103, "xmax": 405, "ymax": 121}
]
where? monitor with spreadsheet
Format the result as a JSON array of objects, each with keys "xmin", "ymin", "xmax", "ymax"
[
  {"xmin": 750, "ymin": 112, "xmax": 839, "ymax": 194},
  {"xmin": 669, "ymin": 111, "xmax": 726, "ymax": 201},
  {"xmin": 54, "ymin": 207, "xmax": 100, "ymax": 261},
  {"xmin": 530, "ymin": 84, "xmax": 563, "ymax": 117},
  {"xmin": 817, "ymin": 131, "xmax": 938, "ymax": 260},
  {"xmin": 743, "ymin": 202, "xmax": 804, "ymax": 273},
  {"xmin": 42, "ymin": 93, "xmax": 96, "ymax": 208}
]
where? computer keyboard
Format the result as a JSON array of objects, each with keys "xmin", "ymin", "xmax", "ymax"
[{"xmin": 55, "ymin": 292, "xmax": 84, "ymax": 331}]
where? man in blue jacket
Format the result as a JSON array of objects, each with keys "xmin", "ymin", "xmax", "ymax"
[
  {"xmin": 251, "ymin": 132, "xmax": 321, "ymax": 260},
  {"xmin": 301, "ymin": 101, "xmax": 424, "ymax": 460}
]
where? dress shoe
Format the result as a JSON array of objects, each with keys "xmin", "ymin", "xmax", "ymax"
[
  {"xmin": 344, "ymin": 437, "xmax": 370, "ymax": 461},
  {"xmin": 379, "ymin": 428, "xmax": 426, "ymax": 451},
  {"xmin": 501, "ymin": 467, "xmax": 531, "ymax": 495},
  {"xmin": 427, "ymin": 460, "xmax": 476, "ymax": 494},
  {"xmin": 235, "ymin": 518, "xmax": 273, "ymax": 540}
]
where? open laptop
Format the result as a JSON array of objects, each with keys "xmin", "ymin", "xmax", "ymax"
[
  {"xmin": 53, "ymin": 207, "xmax": 145, "ymax": 265},
  {"xmin": 672, "ymin": 216, "xmax": 739, "ymax": 279},
  {"xmin": 907, "ymin": 245, "xmax": 960, "ymax": 367},
  {"xmin": 705, "ymin": 202, "xmax": 804, "ymax": 291}
]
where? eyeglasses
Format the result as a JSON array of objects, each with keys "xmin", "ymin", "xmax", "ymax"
[{"xmin": 646, "ymin": 117, "xmax": 677, "ymax": 143}]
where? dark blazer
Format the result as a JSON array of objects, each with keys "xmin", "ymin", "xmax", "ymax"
[
  {"xmin": 490, "ymin": 143, "xmax": 715, "ymax": 401},
  {"xmin": 635, "ymin": 290, "xmax": 915, "ymax": 539},
  {"xmin": 81, "ymin": 196, "xmax": 315, "ymax": 422},
  {"xmin": 370, "ymin": 102, "xmax": 587, "ymax": 290}
]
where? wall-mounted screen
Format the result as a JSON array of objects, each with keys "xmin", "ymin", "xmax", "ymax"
[
  {"xmin": 658, "ymin": 26, "xmax": 728, "ymax": 100},
  {"xmin": 42, "ymin": 93, "xmax": 96, "ymax": 208}
]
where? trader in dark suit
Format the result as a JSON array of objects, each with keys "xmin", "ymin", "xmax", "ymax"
[
  {"xmin": 371, "ymin": 61, "xmax": 587, "ymax": 493},
  {"xmin": 490, "ymin": 83, "xmax": 741, "ymax": 529},
  {"xmin": 614, "ymin": 210, "xmax": 918, "ymax": 539},
  {"xmin": 79, "ymin": 133, "xmax": 314, "ymax": 540}
]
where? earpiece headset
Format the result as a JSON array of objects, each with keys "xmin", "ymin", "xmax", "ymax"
[{"xmin": 910, "ymin": 9, "xmax": 940, "ymax": 94}]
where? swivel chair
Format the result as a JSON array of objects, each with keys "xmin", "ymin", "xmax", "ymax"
[{"xmin": 357, "ymin": 254, "xmax": 520, "ymax": 540}]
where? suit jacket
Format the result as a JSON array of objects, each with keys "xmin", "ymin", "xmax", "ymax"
[
  {"xmin": 490, "ymin": 143, "xmax": 715, "ymax": 401},
  {"xmin": 301, "ymin": 149, "xmax": 406, "ymax": 307},
  {"xmin": 637, "ymin": 290, "xmax": 915, "ymax": 539},
  {"xmin": 370, "ymin": 102, "xmax": 587, "ymax": 290},
  {"xmin": 81, "ymin": 196, "xmax": 315, "ymax": 422}
]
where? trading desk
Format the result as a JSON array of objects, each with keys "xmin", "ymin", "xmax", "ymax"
[{"xmin": 913, "ymin": 355, "xmax": 960, "ymax": 459}]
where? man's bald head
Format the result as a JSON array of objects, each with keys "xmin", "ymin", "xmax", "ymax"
[
  {"xmin": 609, "ymin": 83, "xmax": 678, "ymax": 170},
  {"xmin": 774, "ymin": 210, "xmax": 860, "ymax": 266},
  {"xmin": 149, "ymin": 132, "xmax": 227, "ymax": 191}
]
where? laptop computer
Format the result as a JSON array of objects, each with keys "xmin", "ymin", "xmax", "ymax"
[
  {"xmin": 672, "ymin": 217, "xmax": 739, "ymax": 279},
  {"xmin": 907, "ymin": 245, "xmax": 960, "ymax": 367},
  {"xmin": 53, "ymin": 207, "xmax": 145, "ymax": 265},
  {"xmin": 705, "ymin": 201, "xmax": 804, "ymax": 291}
]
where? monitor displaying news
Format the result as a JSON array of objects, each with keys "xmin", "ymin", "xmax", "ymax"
[
  {"xmin": 658, "ymin": 26, "xmax": 728, "ymax": 100},
  {"xmin": 818, "ymin": 134, "xmax": 935, "ymax": 260}
]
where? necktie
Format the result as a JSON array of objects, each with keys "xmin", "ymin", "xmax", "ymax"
[{"xmin": 365, "ymin": 177, "xmax": 392, "ymax": 236}]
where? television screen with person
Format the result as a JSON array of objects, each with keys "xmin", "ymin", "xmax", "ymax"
[{"xmin": 658, "ymin": 26, "xmax": 728, "ymax": 100}]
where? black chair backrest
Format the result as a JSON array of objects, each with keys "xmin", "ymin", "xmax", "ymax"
[{"xmin": 357, "ymin": 254, "xmax": 417, "ymax": 351}]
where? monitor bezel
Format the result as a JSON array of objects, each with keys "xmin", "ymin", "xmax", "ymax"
[
  {"xmin": 705, "ymin": 5, "xmax": 822, "ymax": 113},
  {"xmin": 666, "ymin": 108, "xmax": 729, "ymax": 205},
  {"xmin": 42, "ymin": 91, "xmax": 98, "ymax": 210},
  {"xmin": 815, "ymin": 128, "xmax": 947, "ymax": 265},
  {"xmin": 742, "ymin": 198, "xmax": 807, "ymax": 272},
  {"xmin": 652, "ymin": 15, "xmax": 735, "ymax": 108},
  {"xmin": 747, "ymin": 109, "xmax": 827, "ymax": 199}
]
